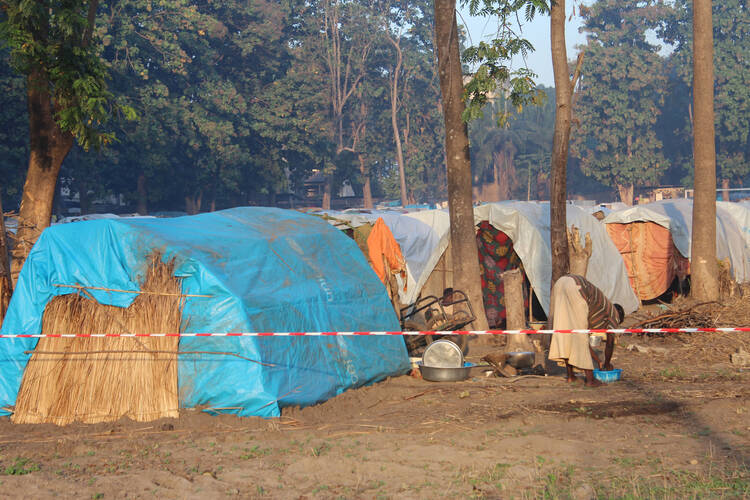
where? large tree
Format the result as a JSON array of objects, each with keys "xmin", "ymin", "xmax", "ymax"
[
  {"xmin": 434, "ymin": 0, "xmax": 488, "ymax": 330},
  {"xmin": 689, "ymin": 0, "xmax": 719, "ymax": 301},
  {"xmin": 1, "ymin": 0, "xmax": 126, "ymax": 281},
  {"xmin": 434, "ymin": 0, "xmax": 548, "ymax": 331},
  {"xmin": 571, "ymin": 0, "xmax": 669, "ymax": 206},
  {"xmin": 549, "ymin": 0, "xmax": 573, "ymax": 285}
]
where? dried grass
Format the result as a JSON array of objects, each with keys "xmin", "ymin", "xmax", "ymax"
[
  {"xmin": 628, "ymin": 294, "xmax": 750, "ymax": 359},
  {"xmin": 12, "ymin": 255, "xmax": 182, "ymax": 425}
]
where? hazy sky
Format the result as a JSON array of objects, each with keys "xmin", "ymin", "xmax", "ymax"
[{"xmin": 457, "ymin": 3, "xmax": 588, "ymax": 87}]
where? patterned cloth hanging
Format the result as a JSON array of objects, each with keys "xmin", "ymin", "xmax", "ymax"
[{"xmin": 476, "ymin": 221, "xmax": 529, "ymax": 328}]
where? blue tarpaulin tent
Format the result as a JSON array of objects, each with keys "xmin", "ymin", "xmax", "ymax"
[{"xmin": 0, "ymin": 207, "xmax": 409, "ymax": 418}]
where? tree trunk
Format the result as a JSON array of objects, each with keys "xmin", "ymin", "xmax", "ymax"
[
  {"xmin": 434, "ymin": 0, "xmax": 488, "ymax": 331},
  {"xmin": 322, "ymin": 176, "xmax": 332, "ymax": 210},
  {"xmin": 690, "ymin": 0, "xmax": 719, "ymax": 301},
  {"xmin": 11, "ymin": 69, "xmax": 74, "ymax": 285},
  {"xmin": 0, "ymin": 192, "xmax": 12, "ymax": 324},
  {"xmin": 502, "ymin": 269, "xmax": 526, "ymax": 330},
  {"xmin": 388, "ymin": 38, "xmax": 408, "ymax": 207},
  {"xmin": 137, "ymin": 173, "xmax": 148, "ymax": 215},
  {"xmin": 617, "ymin": 183, "xmax": 634, "ymax": 206},
  {"xmin": 503, "ymin": 268, "xmax": 533, "ymax": 351},
  {"xmin": 721, "ymin": 178, "xmax": 730, "ymax": 201},
  {"xmin": 549, "ymin": 0, "xmax": 571, "ymax": 288},
  {"xmin": 185, "ymin": 191, "xmax": 202, "ymax": 215},
  {"xmin": 77, "ymin": 179, "xmax": 91, "ymax": 215},
  {"xmin": 526, "ymin": 160, "xmax": 532, "ymax": 201},
  {"xmin": 52, "ymin": 176, "xmax": 64, "ymax": 220},
  {"xmin": 359, "ymin": 154, "xmax": 374, "ymax": 209}
]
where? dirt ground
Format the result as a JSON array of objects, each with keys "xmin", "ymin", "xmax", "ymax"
[{"xmin": 0, "ymin": 328, "xmax": 747, "ymax": 498}]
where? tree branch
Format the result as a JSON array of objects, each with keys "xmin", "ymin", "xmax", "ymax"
[
  {"xmin": 82, "ymin": 0, "xmax": 100, "ymax": 49},
  {"xmin": 570, "ymin": 50, "xmax": 585, "ymax": 92}
]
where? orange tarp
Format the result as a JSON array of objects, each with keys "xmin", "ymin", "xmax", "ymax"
[
  {"xmin": 605, "ymin": 222, "xmax": 689, "ymax": 301},
  {"xmin": 366, "ymin": 218, "xmax": 406, "ymax": 285}
]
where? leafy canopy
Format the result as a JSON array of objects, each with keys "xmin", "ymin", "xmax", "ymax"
[
  {"xmin": 0, "ymin": 0, "xmax": 134, "ymax": 150},
  {"xmin": 461, "ymin": 0, "xmax": 550, "ymax": 125}
]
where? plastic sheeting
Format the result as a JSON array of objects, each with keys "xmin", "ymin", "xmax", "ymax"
[
  {"xmin": 474, "ymin": 202, "xmax": 639, "ymax": 315},
  {"xmin": 718, "ymin": 202, "xmax": 750, "ymax": 250},
  {"xmin": 605, "ymin": 222, "xmax": 689, "ymax": 300},
  {"xmin": 316, "ymin": 210, "xmax": 451, "ymax": 306},
  {"xmin": 0, "ymin": 207, "xmax": 409, "ymax": 418},
  {"xmin": 320, "ymin": 205, "xmax": 639, "ymax": 316},
  {"xmin": 603, "ymin": 199, "xmax": 750, "ymax": 283}
]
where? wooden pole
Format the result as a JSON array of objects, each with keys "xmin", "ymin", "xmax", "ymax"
[
  {"xmin": 502, "ymin": 268, "xmax": 532, "ymax": 352},
  {"xmin": 502, "ymin": 269, "xmax": 525, "ymax": 330}
]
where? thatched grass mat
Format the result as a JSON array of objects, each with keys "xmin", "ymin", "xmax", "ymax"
[{"xmin": 12, "ymin": 256, "xmax": 182, "ymax": 425}]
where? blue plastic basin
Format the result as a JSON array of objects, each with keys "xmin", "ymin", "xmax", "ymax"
[{"xmin": 593, "ymin": 368, "xmax": 622, "ymax": 383}]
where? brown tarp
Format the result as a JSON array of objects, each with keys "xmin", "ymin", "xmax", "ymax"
[{"xmin": 605, "ymin": 221, "xmax": 689, "ymax": 301}]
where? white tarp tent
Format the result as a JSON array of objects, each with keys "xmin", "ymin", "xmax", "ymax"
[
  {"xmin": 316, "ymin": 209, "xmax": 450, "ymax": 306},
  {"xmin": 603, "ymin": 199, "xmax": 750, "ymax": 283},
  {"xmin": 474, "ymin": 201, "xmax": 639, "ymax": 315},
  {"xmin": 320, "ymin": 204, "xmax": 640, "ymax": 316},
  {"xmin": 719, "ymin": 201, "xmax": 750, "ymax": 250}
]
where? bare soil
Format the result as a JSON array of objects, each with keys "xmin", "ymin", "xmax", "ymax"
[{"xmin": 0, "ymin": 331, "xmax": 747, "ymax": 499}]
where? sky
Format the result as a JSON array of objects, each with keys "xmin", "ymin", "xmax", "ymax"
[{"xmin": 457, "ymin": 3, "xmax": 588, "ymax": 87}]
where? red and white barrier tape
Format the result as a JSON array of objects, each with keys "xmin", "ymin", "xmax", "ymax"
[{"xmin": 0, "ymin": 328, "xmax": 748, "ymax": 338}]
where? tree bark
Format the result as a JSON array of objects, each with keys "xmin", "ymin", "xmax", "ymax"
[
  {"xmin": 388, "ymin": 37, "xmax": 409, "ymax": 207},
  {"xmin": 502, "ymin": 269, "xmax": 525, "ymax": 330},
  {"xmin": 721, "ymin": 178, "xmax": 730, "ymax": 201},
  {"xmin": 0, "ymin": 192, "xmax": 12, "ymax": 323},
  {"xmin": 502, "ymin": 268, "xmax": 533, "ymax": 351},
  {"xmin": 617, "ymin": 183, "xmax": 634, "ymax": 206},
  {"xmin": 549, "ymin": 0, "xmax": 571, "ymax": 289},
  {"xmin": 137, "ymin": 173, "xmax": 148, "ymax": 215},
  {"xmin": 434, "ymin": 0, "xmax": 488, "ymax": 331},
  {"xmin": 359, "ymin": 154, "xmax": 374, "ymax": 209},
  {"xmin": 185, "ymin": 191, "xmax": 202, "ymax": 215},
  {"xmin": 11, "ymin": 69, "xmax": 74, "ymax": 285},
  {"xmin": 690, "ymin": 0, "xmax": 719, "ymax": 301},
  {"xmin": 322, "ymin": 176, "xmax": 332, "ymax": 210}
]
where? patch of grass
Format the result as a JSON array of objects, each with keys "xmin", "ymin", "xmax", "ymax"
[
  {"xmin": 660, "ymin": 366, "xmax": 684, "ymax": 379},
  {"xmin": 239, "ymin": 445, "xmax": 271, "ymax": 460},
  {"xmin": 366, "ymin": 479, "xmax": 385, "ymax": 490},
  {"xmin": 475, "ymin": 462, "xmax": 510, "ymax": 489},
  {"xmin": 311, "ymin": 442, "xmax": 331, "ymax": 457},
  {"xmin": 311, "ymin": 484, "xmax": 329, "ymax": 495},
  {"xmin": 541, "ymin": 463, "xmax": 576, "ymax": 499},
  {"xmin": 599, "ymin": 467, "xmax": 750, "ymax": 498},
  {"xmin": 2, "ymin": 457, "xmax": 40, "ymax": 475}
]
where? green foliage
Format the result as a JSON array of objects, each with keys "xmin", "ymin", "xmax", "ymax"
[
  {"xmin": 659, "ymin": 0, "xmax": 750, "ymax": 184},
  {"xmin": 0, "ymin": 0, "xmax": 540, "ymax": 212},
  {"xmin": 1, "ymin": 457, "xmax": 40, "ymax": 475},
  {"xmin": 570, "ymin": 0, "xmax": 670, "ymax": 197},
  {"xmin": 0, "ymin": 51, "xmax": 27, "ymax": 207},
  {"xmin": 0, "ymin": 0, "xmax": 132, "ymax": 151},
  {"xmin": 460, "ymin": 0, "xmax": 549, "ymax": 125},
  {"xmin": 469, "ymin": 85, "xmax": 554, "ymax": 199}
]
